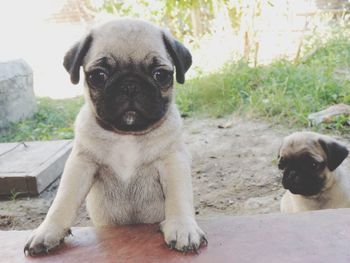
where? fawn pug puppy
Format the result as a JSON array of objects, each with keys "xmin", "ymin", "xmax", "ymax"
[
  {"xmin": 24, "ymin": 18, "xmax": 206, "ymax": 256},
  {"xmin": 279, "ymin": 131, "xmax": 349, "ymax": 213}
]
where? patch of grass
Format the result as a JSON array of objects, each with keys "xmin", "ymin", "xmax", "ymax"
[
  {"xmin": 9, "ymin": 189, "xmax": 21, "ymax": 201},
  {"xmin": 176, "ymin": 36, "xmax": 350, "ymax": 133},
  {"xmin": 0, "ymin": 97, "xmax": 84, "ymax": 142}
]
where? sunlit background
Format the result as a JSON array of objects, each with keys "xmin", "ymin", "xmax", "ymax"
[{"xmin": 0, "ymin": 0, "xmax": 349, "ymax": 98}]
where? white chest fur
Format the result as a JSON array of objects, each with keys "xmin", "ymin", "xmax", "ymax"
[
  {"xmin": 75, "ymin": 103, "xmax": 180, "ymax": 183},
  {"xmin": 104, "ymin": 137, "xmax": 140, "ymax": 182}
]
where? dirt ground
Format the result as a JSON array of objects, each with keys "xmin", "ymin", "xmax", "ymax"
[{"xmin": 0, "ymin": 116, "xmax": 347, "ymax": 231}]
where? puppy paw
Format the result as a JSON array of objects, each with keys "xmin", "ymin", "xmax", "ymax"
[
  {"xmin": 160, "ymin": 216, "xmax": 207, "ymax": 253},
  {"xmin": 24, "ymin": 223, "xmax": 71, "ymax": 256}
]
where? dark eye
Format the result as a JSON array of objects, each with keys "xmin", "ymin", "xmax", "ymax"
[
  {"xmin": 311, "ymin": 161, "xmax": 320, "ymax": 170},
  {"xmin": 278, "ymin": 157, "xmax": 286, "ymax": 170},
  {"xmin": 153, "ymin": 70, "xmax": 172, "ymax": 84},
  {"xmin": 87, "ymin": 69, "xmax": 108, "ymax": 87}
]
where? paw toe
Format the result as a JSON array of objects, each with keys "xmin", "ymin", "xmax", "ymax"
[
  {"xmin": 23, "ymin": 227, "xmax": 70, "ymax": 256},
  {"xmin": 167, "ymin": 240, "xmax": 177, "ymax": 249},
  {"xmin": 200, "ymin": 234, "xmax": 208, "ymax": 246}
]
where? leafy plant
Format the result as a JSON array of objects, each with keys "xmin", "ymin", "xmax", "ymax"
[
  {"xmin": 0, "ymin": 97, "xmax": 84, "ymax": 142},
  {"xmin": 9, "ymin": 189, "xmax": 20, "ymax": 201},
  {"xmin": 176, "ymin": 36, "xmax": 350, "ymax": 134}
]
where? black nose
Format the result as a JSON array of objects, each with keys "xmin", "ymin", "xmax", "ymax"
[
  {"xmin": 121, "ymin": 82, "xmax": 140, "ymax": 97},
  {"xmin": 286, "ymin": 170, "xmax": 301, "ymax": 183},
  {"xmin": 288, "ymin": 170, "xmax": 296, "ymax": 178}
]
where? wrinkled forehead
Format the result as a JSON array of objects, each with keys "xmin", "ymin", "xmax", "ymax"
[
  {"xmin": 84, "ymin": 20, "xmax": 172, "ymax": 69},
  {"xmin": 280, "ymin": 134, "xmax": 326, "ymax": 162}
]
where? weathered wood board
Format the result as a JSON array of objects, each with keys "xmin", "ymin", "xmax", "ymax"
[{"xmin": 0, "ymin": 140, "xmax": 72, "ymax": 197}]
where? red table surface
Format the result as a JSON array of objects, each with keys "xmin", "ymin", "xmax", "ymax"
[{"xmin": 2, "ymin": 209, "xmax": 350, "ymax": 263}]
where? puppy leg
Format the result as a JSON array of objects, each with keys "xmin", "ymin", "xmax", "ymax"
[
  {"xmin": 280, "ymin": 191, "xmax": 296, "ymax": 213},
  {"xmin": 159, "ymin": 150, "xmax": 207, "ymax": 252},
  {"xmin": 24, "ymin": 147, "xmax": 97, "ymax": 256}
]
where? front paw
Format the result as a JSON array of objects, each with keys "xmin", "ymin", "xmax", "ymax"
[
  {"xmin": 24, "ymin": 222, "xmax": 71, "ymax": 256},
  {"xmin": 160, "ymin": 216, "xmax": 207, "ymax": 253}
]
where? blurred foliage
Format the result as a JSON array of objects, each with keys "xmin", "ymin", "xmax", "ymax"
[
  {"xmin": 99, "ymin": 0, "xmax": 250, "ymax": 41},
  {"xmin": 176, "ymin": 35, "xmax": 350, "ymax": 135},
  {"xmin": 0, "ymin": 97, "xmax": 84, "ymax": 142}
]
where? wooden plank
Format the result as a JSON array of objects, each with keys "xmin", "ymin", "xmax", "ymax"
[{"xmin": 0, "ymin": 140, "xmax": 72, "ymax": 197}]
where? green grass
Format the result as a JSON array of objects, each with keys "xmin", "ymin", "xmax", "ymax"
[
  {"xmin": 0, "ymin": 97, "xmax": 84, "ymax": 142},
  {"xmin": 1, "ymin": 36, "xmax": 349, "ymax": 143},
  {"xmin": 176, "ymin": 36, "xmax": 350, "ymax": 133}
]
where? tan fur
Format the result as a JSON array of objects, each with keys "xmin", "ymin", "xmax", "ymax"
[
  {"xmin": 280, "ymin": 132, "xmax": 350, "ymax": 213},
  {"xmin": 24, "ymin": 19, "xmax": 205, "ymax": 255},
  {"xmin": 85, "ymin": 19, "xmax": 173, "ymax": 71}
]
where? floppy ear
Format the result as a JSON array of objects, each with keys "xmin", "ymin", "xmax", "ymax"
[
  {"xmin": 277, "ymin": 140, "xmax": 284, "ymax": 158},
  {"xmin": 277, "ymin": 141, "xmax": 285, "ymax": 170},
  {"xmin": 319, "ymin": 138, "xmax": 349, "ymax": 171},
  {"xmin": 63, "ymin": 34, "xmax": 93, "ymax": 85},
  {"xmin": 162, "ymin": 32, "xmax": 192, "ymax": 84}
]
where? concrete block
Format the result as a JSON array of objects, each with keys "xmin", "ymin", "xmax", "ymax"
[
  {"xmin": 0, "ymin": 140, "xmax": 72, "ymax": 197},
  {"xmin": 0, "ymin": 59, "xmax": 36, "ymax": 130},
  {"xmin": 2, "ymin": 208, "xmax": 350, "ymax": 262}
]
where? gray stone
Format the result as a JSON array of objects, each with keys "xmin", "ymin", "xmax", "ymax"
[
  {"xmin": 0, "ymin": 140, "xmax": 72, "ymax": 197},
  {"xmin": 308, "ymin": 103, "xmax": 350, "ymax": 125},
  {"xmin": 0, "ymin": 59, "xmax": 36, "ymax": 130}
]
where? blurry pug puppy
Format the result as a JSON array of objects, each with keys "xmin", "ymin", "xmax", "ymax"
[
  {"xmin": 279, "ymin": 131, "xmax": 349, "ymax": 213},
  {"xmin": 24, "ymin": 18, "xmax": 207, "ymax": 256}
]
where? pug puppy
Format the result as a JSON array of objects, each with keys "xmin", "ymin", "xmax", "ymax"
[
  {"xmin": 24, "ymin": 18, "xmax": 207, "ymax": 256},
  {"xmin": 279, "ymin": 131, "xmax": 350, "ymax": 213}
]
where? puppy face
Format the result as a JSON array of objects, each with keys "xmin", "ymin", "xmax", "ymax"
[
  {"xmin": 278, "ymin": 132, "xmax": 348, "ymax": 196},
  {"xmin": 63, "ymin": 19, "xmax": 192, "ymax": 134}
]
